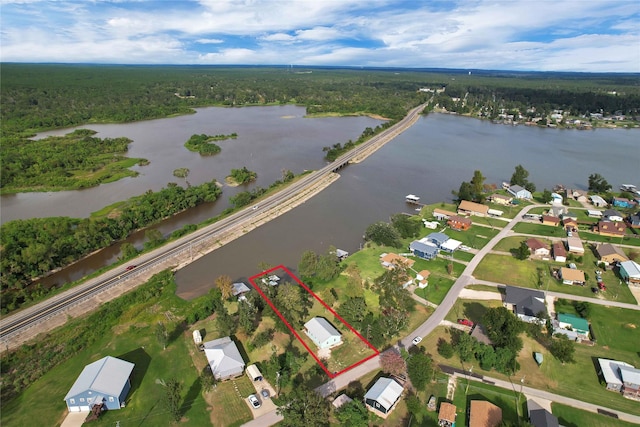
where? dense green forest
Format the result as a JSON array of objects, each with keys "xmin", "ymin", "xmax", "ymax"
[
  {"xmin": 227, "ymin": 166, "xmax": 257, "ymax": 184},
  {"xmin": 2, "ymin": 65, "xmax": 638, "ymax": 193},
  {"xmin": 1, "ymin": 129, "xmax": 147, "ymax": 193},
  {"xmin": 0, "ymin": 180, "xmax": 222, "ymax": 312}
]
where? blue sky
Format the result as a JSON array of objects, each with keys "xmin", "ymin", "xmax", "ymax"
[{"xmin": 1, "ymin": 0, "xmax": 639, "ymax": 72}]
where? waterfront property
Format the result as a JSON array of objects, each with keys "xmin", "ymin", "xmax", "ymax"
[
  {"xmin": 504, "ymin": 286, "xmax": 547, "ymax": 324},
  {"xmin": 232, "ymin": 282, "xmax": 251, "ymax": 296},
  {"xmin": 433, "ymin": 208, "xmax": 457, "ymax": 220},
  {"xmin": 590, "ymin": 195, "xmax": 608, "ymax": 207},
  {"xmin": 303, "ymin": 317, "xmax": 342, "ymax": 350},
  {"xmin": 488, "ymin": 193, "xmax": 512, "ymax": 205},
  {"xmin": 363, "ymin": 377, "xmax": 404, "ymax": 418},
  {"xmin": 507, "ymin": 185, "xmax": 532, "ymax": 200},
  {"xmin": 425, "ymin": 232, "xmax": 450, "ymax": 248},
  {"xmin": 203, "ymin": 337, "xmax": 245, "ymax": 380},
  {"xmin": 380, "ymin": 252, "xmax": 416, "ymax": 269},
  {"xmin": 458, "ymin": 200, "xmax": 489, "ymax": 216},
  {"xmin": 448, "ymin": 215, "xmax": 472, "ymax": 231},
  {"xmin": 64, "ymin": 356, "xmax": 134, "ymax": 412}
]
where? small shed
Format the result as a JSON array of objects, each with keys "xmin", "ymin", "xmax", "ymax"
[
  {"xmin": 246, "ymin": 364, "xmax": 263, "ymax": 381},
  {"xmin": 335, "ymin": 249, "xmax": 349, "ymax": 261},
  {"xmin": 193, "ymin": 330, "xmax": 202, "ymax": 344},
  {"xmin": 534, "ymin": 352, "xmax": 544, "ymax": 365}
]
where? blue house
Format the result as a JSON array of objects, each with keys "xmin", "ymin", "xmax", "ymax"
[
  {"xmin": 613, "ymin": 197, "xmax": 636, "ymax": 209},
  {"xmin": 64, "ymin": 356, "xmax": 135, "ymax": 412},
  {"xmin": 409, "ymin": 240, "xmax": 438, "ymax": 260},
  {"xmin": 508, "ymin": 185, "xmax": 532, "ymax": 200},
  {"xmin": 425, "ymin": 232, "xmax": 449, "ymax": 248}
]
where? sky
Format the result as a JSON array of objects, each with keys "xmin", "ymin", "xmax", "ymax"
[{"xmin": 1, "ymin": 0, "xmax": 639, "ymax": 72}]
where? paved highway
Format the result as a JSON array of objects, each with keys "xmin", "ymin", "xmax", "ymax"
[{"xmin": 0, "ymin": 102, "xmax": 427, "ymax": 343}]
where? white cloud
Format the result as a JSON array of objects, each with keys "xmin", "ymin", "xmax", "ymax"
[{"xmin": 196, "ymin": 38, "xmax": 224, "ymax": 44}]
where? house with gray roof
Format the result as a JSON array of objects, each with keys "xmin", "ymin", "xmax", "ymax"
[
  {"xmin": 508, "ymin": 185, "xmax": 532, "ymax": 200},
  {"xmin": 620, "ymin": 260, "xmax": 640, "ymax": 287},
  {"xmin": 364, "ymin": 377, "xmax": 404, "ymax": 417},
  {"xmin": 425, "ymin": 232, "xmax": 449, "ymax": 248},
  {"xmin": 504, "ymin": 286, "xmax": 547, "ymax": 323},
  {"xmin": 232, "ymin": 282, "xmax": 251, "ymax": 296},
  {"xmin": 204, "ymin": 337, "xmax": 245, "ymax": 380},
  {"xmin": 304, "ymin": 317, "xmax": 342, "ymax": 349},
  {"xmin": 597, "ymin": 358, "xmax": 640, "ymax": 399},
  {"xmin": 409, "ymin": 240, "xmax": 439, "ymax": 260},
  {"xmin": 64, "ymin": 356, "xmax": 134, "ymax": 412}
]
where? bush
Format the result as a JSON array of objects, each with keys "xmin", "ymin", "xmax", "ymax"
[{"xmin": 437, "ymin": 338, "xmax": 454, "ymax": 359}]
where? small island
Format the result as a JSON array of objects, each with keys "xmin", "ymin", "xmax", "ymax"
[
  {"xmin": 225, "ymin": 166, "xmax": 257, "ymax": 186},
  {"xmin": 184, "ymin": 133, "xmax": 237, "ymax": 156},
  {"xmin": 173, "ymin": 168, "xmax": 190, "ymax": 178}
]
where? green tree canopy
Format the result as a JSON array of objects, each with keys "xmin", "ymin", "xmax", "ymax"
[
  {"xmin": 364, "ymin": 221, "xmax": 402, "ymax": 248},
  {"xmin": 277, "ymin": 386, "xmax": 330, "ymax": 427},
  {"xmin": 407, "ymin": 352, "xmax": 433, "ymax": 391},
  {"xmin": 588, "ymin": 173, "xmax": 612, "ymax": 193}
]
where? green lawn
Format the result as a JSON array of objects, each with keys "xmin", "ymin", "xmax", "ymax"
[
  {"xmin": 453, "ymin": 250, "xmax": 475, "ymax": 262},
  {"xmin": 446, "ymin": 225, "xmax": 501, "ymax": 250},
  {"xmin": 415, "ymin": 276, "xmax": 456, "ymax": 305},
  {"xmin": 512, "ymin": 222, "xmax": 567, "ymax": 238},
  {"xmin": 551, "ymin": 403, "xmax": 640, "ymax": 427},
  {"xmin": 443, "ymin": 298, "xmax": 503, "ymax": 323},
  {"xmin": 473, "ymin": 254, "xmax": 636, "ymax": 304},
  {"xmin": 492, "ymin": 236, "xmax": 528, "ymax": 252},
  {"xmin": 452, "ymin": 380, "xmax": 526, "ymax": 426},
  {"xmin": 580, "ymin": 231, "xmax": 640, "ymax": 247}
]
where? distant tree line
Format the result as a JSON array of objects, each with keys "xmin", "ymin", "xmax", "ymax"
[{"xmin": 0, "ymin": 180, "xmax": 222, "ymax": 313}]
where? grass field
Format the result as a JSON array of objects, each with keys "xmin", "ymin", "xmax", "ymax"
[
  {"xmin": 492, "ymin": 236, "xmax": 529, "ymax": 252},
  {"xmin": 512, "ymin": 222, "xmax": 567, "ymax": 238},
  {"xmin": 415, "ymin": 275, "xmax": 456, "ymax": 304},
  {"xmin": 473, "ymin": 253, "xmax": 636, "ymax": 304},
  {"xmin": 580, "ymin": 231, "xmax": 640, "ymax": 247},
  {"xmin": 551, "ymin": 403, "xmax": 640, "ymax": 427},
  {"xmin": 452, "ymin": 379, "xmax": 526, "ymax": 426}
]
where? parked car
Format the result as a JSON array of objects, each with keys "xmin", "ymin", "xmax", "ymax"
[
  {"xmin": 457, "ymin": 318, "xmax": 474, "ymax": 327},
  {"xmin": 591, "ymin": 287, "xmax": 599, "ymax": 294},
  {"xmin": 248, "ymin": 394, "xmax": 261, "ymax": 409},
  {"xmin": 412, "ymin": 336, "xmax": 422, "ymax": 345},
  {"xmin": 125, "ymin": 265, "xmax": 137, "ymax": 271},
  {"xmin": 459, "ymin": 245, "xmax": 471, "ymax": 251},
  {"xmin": 260, "ymin": 389, "xmax": 270, "ymax": 399},
  {"xmin": 598, "ymin": 282, "xmax": 607, "ymax": 291}
]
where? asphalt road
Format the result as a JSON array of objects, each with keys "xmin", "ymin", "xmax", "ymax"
[{"xmin": 0, "ymin": 102, "xmax": 428, "ymax": 345}]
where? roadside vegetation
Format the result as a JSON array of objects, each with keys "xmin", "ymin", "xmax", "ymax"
[{"xmin": 0, "ymin": 180, "xmax": 222, "ymax": 313}]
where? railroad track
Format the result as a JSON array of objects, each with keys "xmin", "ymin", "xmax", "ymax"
[{"xmin": 0, "ymin": 102, "xmax": 427, "ymax": 342}]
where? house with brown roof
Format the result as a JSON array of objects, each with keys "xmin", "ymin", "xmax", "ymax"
[
  {"xmin": 527, "ymin": 238, "xmax": 550, "ymax": 258},
  {"xmin": 596, "ymin": 243, "xmax": 629, "ymax": 264},
  {"xmin": 469, "ymin": 400, "xmax": 503, "ymax": 427},
  {"xmin": 560, "ymin": 267, "xmax": 585, "ymax": 285},
  {"xmin": 562, "ymin": 218, "xmax": 578, "ymax": 231},
  {"xmin": 379, "ymin": 253, "xmax": 415, "ymax": 270},
  {"xmin": 448, "ymin": 215, "xmax": 472, "ymax": 231},
  {"xmin": 438, "ymin": 402, "xmax": 457, "ymax": 427},
  {"xmin": 552, "ymin": 242, "xmax": 567, "ymax": 263},
  {"xmin": 415, "ymin": 270, "xmax": 430, "ymax": 288},
  {"xmin": 488, "ymin": 193, "xmax": 512, "ymax": 205},
  {"xmin": 593, "ymin": 220, "xmax": 627, "ymax": 237},
  {"xmin": 541, "ymin": 215, "xmax": 560, "ymax": 227},
  {"xmin": 458, "ymin": 200, "xmax": 489, "ymax": 217},
  {"xmin": 566, "ymin": 188, "xmax": 588, "ymax": 202}
]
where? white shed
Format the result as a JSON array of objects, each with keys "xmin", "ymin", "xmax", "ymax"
[
  {"xmin": 246, "ymin": 364, "xmax": 263, "ymax": 381},
  {"xmin": 193, "ymin": 330, "xmax": 202, "ymax": 344}
]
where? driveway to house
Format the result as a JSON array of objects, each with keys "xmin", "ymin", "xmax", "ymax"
[
  {"xmin": 458, "ymin": 288, "xmax": 502, "ymax": 300},
  {"xmin": 60, "ymin": 412, "xmax": 86, "ymax": 427},
  {"xmin": 240, "ymin": 409, "xmax": 283, "ymax": 427}
]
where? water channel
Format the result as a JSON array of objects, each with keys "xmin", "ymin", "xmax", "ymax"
[{"xmin": 4, "ymin": 108, "xmax": 638, "ymax": 295}]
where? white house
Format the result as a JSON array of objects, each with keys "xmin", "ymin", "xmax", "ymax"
[
  {"xmin": 619, "ymin": 260, "xmax": 640, "ymax": 287},
  {"xmin": 204, "ymin": 337, "xmax": 246, "ymax": 380},
  {"xmin": 304, "ymin": 317, "xmax": 342, "ymax": 349},
  {"xmin": 590, "ymin": 195, "xmax": 608, "ymax": 207},
  {"xmin": 507, "ymin": 185, "xmax": 532, "ymax": 199}
]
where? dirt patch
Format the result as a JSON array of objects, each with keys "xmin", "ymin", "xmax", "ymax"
[{"xmin": 626, "ymin": 323, "xmax": 637, "ymax": 329}]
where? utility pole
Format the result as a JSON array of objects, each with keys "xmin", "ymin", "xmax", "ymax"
[{"xmin": 465, "ymin": 365, "xmax": 473, "ymax": 394}]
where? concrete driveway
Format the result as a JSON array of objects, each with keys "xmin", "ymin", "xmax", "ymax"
[
  {"xmin": 60, "ymin": 412, "xmax": 86, "ymax": 427},
  {"xmin": 245, "ymin": 378, "xmax": 278, "ymax": 418}
]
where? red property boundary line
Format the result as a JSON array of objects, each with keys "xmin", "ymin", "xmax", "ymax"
[{"xmin": 248, "ymin": 265, "xmax": 379, "ymax": 379}]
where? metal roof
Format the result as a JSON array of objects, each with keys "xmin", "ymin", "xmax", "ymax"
[
  {"xmin": 204, "ymin": 337, "xmax": 245, "ymax": 378},
  {"xmin": 598, "ymin": 358, "xmax": 634, "ymax": 386},
  {"xmin": 364, "ymin": 377, "xmax": 403, "ymax": 411},
  {"xmin": 64, "ymin": 356, "xmax": 134, "ymax": 400},
  {"xmin": 620, "ymin": 261, "xmax": 640, "ymax": 278},
  {"xmin": 620, "ymin": 365, "xmax": 640, "ymax": 386},
  {"xmin": 304, "ymin": 317, "xmax": 341, "ymax": 345},
  {"xmin": 557, "ymin": 313, "xmax": 589, "ymax": 332}
]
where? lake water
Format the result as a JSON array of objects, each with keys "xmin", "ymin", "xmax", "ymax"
[
  {"xmin": 174, "ymin": 113, "xmax": 640, "ymax": 298},
  {"xmin": 4, "ymin": 108, "xmax": 638, "ymax": 294}
]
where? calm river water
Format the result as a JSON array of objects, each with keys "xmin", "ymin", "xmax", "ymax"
[
  {"xmin": 175, "ymin": 113, "xmax": 640, "ymax": 298},
  {"xmin": 4, "ymin": 108, "xmax": 638, "ymax": 295}
]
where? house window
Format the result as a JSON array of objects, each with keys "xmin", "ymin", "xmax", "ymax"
[
  {"xmin": 109, "ymin": 397, "xmax": 114, "ymax": 402},
  {"xmin": 80, "ymin": 398, "xmax": 85, "ymax": 402},
  {"xmin": 70, "ymin": 399, "xmax": 75, "ymax": 404}
]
